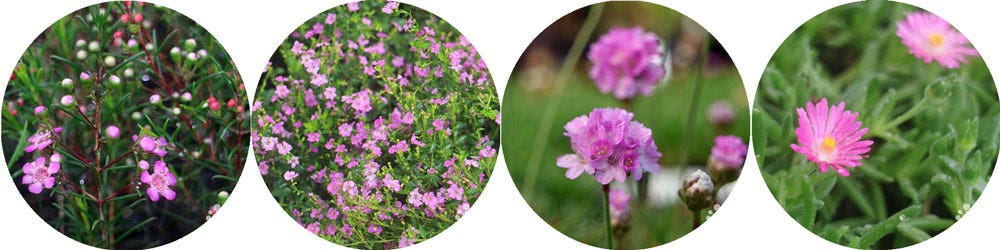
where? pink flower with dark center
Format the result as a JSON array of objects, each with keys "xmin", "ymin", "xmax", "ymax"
[
  {"xmin": 557, "ymin": 108, "xmax": 661, "ymax": 184},
  {"xmin": 141, "ymin": 161, "xmax": 177, "ymax": 201},
  {"xmin": 790, "ymin": 99, "xmax": 874, "ymax": 177},
  {"xmin": 587, "ymin": 27, "xmax": 665, "ymax": 100},
  {"xmin": 21, "ymin": 154, "xmax": 61, "ymax": 194},
  {"xmin": 896, "ymin": 12, "xmax": 979, "ymax": 69}
]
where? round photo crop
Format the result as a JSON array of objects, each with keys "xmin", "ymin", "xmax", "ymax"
[
  {"xmin": 503, "ymin": 2, "xmax": 748, "ymax": 249},
  {"xmin": 753, "ymin": 1, "xmax": 998, "ymax": 249},
  {"xmin": 252, "ymin": 1, "xmax": 499, "ymax": 249},
  {"xmin": 2, "ymin": 2, "xmax": 249, "ymax": 249}
]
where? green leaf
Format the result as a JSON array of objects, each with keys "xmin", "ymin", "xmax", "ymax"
[{"xmin": 855, "ymin": 205, "xmax": 920, "ymax": 249}]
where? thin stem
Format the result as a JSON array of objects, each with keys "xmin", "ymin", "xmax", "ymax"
[
  {"xmin": 677, "ymin": 34, "xmax": 712, "ymax": 168},
  {"xmin": 522, "ymin": 3, "xmax": 605, "ymax": 200},
  {"xmin": 880, "ymin": 97, "xmax": 929, "ymax": 132},
  {"xmin": 602, "ymin": 184, "xmax": 614, "ymax": 249},
  {"xmin": 692, "ymin": 209, "xmax": 702, "ymax": 230}
]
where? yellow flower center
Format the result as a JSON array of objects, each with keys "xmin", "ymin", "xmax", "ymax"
[
  {"xmin": 929, "ymin": 33, "xmax": 944, "ymax": 46},
  {"xmin": 821, "ymin": 136, "xmax": 837, "ymax": 153}
]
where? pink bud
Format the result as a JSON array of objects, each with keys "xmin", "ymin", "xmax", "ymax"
[
  {"xmin": 227, "ymin": 99, "xmax": 237, "ymax": 108},
  {"xmin": 106, "ymin": 125, "xmax": 121, "ymax": 138}
]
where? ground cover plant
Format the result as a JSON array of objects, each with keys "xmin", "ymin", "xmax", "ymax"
[
  {"xmin": 502, "ymin": 2, "xmax": 749, "ymax": 249},
  {"xmin": 2, "ymin": 2, "xmax": 249, "ymax": 249},
  {"xmin": 252, "ymin": 1, "xmax": 499, "ymax": 249},
  {"xmin": 753, "ymin": 1, "xmax": 998, "ymax": 248}
]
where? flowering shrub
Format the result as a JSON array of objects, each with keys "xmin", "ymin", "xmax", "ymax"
[
  {"xmin": 754, "ymin": 2, "xmax": 997, "ymax": 248},
  {"xmin": 503, "ymin": 2, "xmax": 749, "ymax": 249},
  {"xmin": 253, "ymin": 1, "xmax": 499, "ymax": 248},
  {"xmin": 2, "ymin": 2, "xmax": 248, "ymax": 249}
]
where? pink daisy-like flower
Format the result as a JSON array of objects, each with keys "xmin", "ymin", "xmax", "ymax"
[
  {"xmin": 587, "ymin": 27, "xmax": 666, "ymax": 100},
  {"xmin": 896, "ymin": 12, "xmax": 979, "ymax": 69},
  {"xmin": 790, "ymin": 99, "xmax": 874, "ymax": 177},
  {"xmin": 557, "ymin": 108, "xmax": 661, "ymax": 184},
  {"xmin": 21, "ymin": 154, "xmax": 61, "ymax": 194},
  {"xmin": 141, "ymin": 160, "xmax": 177, "ymax": 201}
]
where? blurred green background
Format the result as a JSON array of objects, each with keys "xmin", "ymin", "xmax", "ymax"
[{"xmin": 502, "ymin": 2, "xmax": 748, "ymax": 248}]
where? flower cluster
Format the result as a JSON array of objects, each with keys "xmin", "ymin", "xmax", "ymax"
[
  {"xmin": 587, "ymin": 27, "xmax": 666, "ymax": 100},
  {"xmin": 253, "ymin": 1, "xmax": 499, "ymax": 248},
  {"xmin": 557, "ymin": 108, "xmax": 661, "ymax": 184}
]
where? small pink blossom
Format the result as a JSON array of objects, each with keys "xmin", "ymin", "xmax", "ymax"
[
  {"xmin": 21, "ymin": 154, "xmax": 61, "ymax": 194},
  {"xmin": 141, "ymin": 161, "xmax": 177, "ymax": 201}
]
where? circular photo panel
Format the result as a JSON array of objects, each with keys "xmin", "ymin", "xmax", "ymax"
[
  {"xmin": 252, "ymin": 0, "xmax": 499, "ymax": 249},
  {"xmin": 2, "ymin": 2, "xmax": 249, "ymax": 249},
  {"xmin": 503, "ymin": 1, "xmax": 748, "ymax": 248},
  {"xmin": 753, "ymin": 1, "xmax": 997, "ymax": 249}
]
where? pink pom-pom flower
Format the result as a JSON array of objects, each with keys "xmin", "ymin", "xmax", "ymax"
[{"xmin": 557, "ymin": 108, "xmax": 661, "ymax": 184}]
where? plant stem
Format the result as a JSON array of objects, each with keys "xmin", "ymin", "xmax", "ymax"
[
  {"xmin": 677, "ymin": 34, "xmax": 712, "ymax": 169},
  {"xmin": 692, "ymin": 208, "xmax": 702, "ymax": 230},
  {"xmin": 602, "ymin": 184, "xmax": 614, "ymax": 250},
  {"xmin": 881, "ymin": 97, "xmax": 929, "ymax": 132},
  {"xmin": 522, "ymin": 3, "xmax": 605, "ymax": 200}
]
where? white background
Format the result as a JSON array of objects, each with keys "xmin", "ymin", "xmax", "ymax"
[{"xmin": 1, "ymin": 0, "xmax": 997, "ymax": 249}]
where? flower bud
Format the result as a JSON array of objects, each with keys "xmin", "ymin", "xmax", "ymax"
[
  {"xmin": 170, "ymin": 47, "xmax": 182, "ymax": 61},
  {"xmin": 88, "ymin": 41, "xmax": 100, "ymax": 52},
  {"xmin": 109, "ymin": 75, "xmax": 121, "ymax": 85},
  {"xmin": 150, "ymin": 94, "xmax": 161, "ymax": 104},
  {"xmin": 106, "ymin": 125, "xmax": 121, "ymax": 138},
  {"xmin": 707, "ymin": 100, "xmax": 734, "ymax": 128},
  {"xmin": 124, "ymin": 68, "xmax": 134, "ymax": 78},
  {"xmin": 227, "ymin": 99, "xmax": 237, "ymax": 109},
  {"xmin": 608, "ymin": 189, "xmax": 632, "ymax": 236},
  {"xmin": 924, "ymin": 74, "xmax": 957, "ymax": 103},
  {"xmin": 181, "ymin": 92, "xmax": 192, "ymax": 102},
  {"xmin": 34, "ymin": 106, "xmax": 46, "ymax": 115},
  {"xmin": 104, "ymin": 56, "xmax": 116, "ymax": 67},
  {"xmin": 60, "ymin": 95, "xmax": 74, "ymax": 106},
  {"xmin": 218, "ymin": 191, "xmax": 229, "ymax": 202},
  {"xmin": 170, "ymin": 107, "xmax": 181, "ymax": 115},
  {"xmin": 707, "ymin": 135, "xmax": 747, "ymax": 185},
  {"xmin": 186, "ymin": 52, "xmax": 198, "ymax": 62},
  {"xmin": 131, "ymin": 111, "xmax": 143, "ymax": 120},
  {"xmin": 61, "ymin": 78, "xmax": 73, "ymax": 88},
  {"xmin": 144, "ymin": 43, "xmax": 154, "ymax": 51},
  {"xmin": 679, "ymin": 169, "xmax": 715, "ymax": 211},
  {"xmin": 75, "ymin": 39, "xmax": 87, "ymax": 48},
  {"xmin": 133, "ymin": 13, "xmax": 143, "ymax": 23},
  {"xmin": 76, "ymin": 50, "xmax": 88, "ymax": 60},
  {"xmin": 184, "ymin": 38, "xmax": 197, "ymax": 51}
]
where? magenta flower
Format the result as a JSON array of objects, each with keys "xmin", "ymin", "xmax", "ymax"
[
  {"xmin": 711, "ymin": 135, "xmax": 747, "ymax": 167},
  {"xmin": 21, "ymin": 154, "xmax": 61, "ymax": 194},
  {"xmin": 24, "ymin": 130, "xmax": 53, "ymax": 153},
  {"xmin": 587, "ymin": 27, "xmax": 665, "ymax": 100},
  {"xmin": 557, "ymin": 108, "xmax": 661, "ymax": 184},
  {"xmin": 896, "ymin": 12, "xmax": 979, "ymax": 69},
  {"xmin": 790, "ymin": 99, "xmax": 874, "ymax": 177},
  {"xmin": 105, "ymin": 125, "xmax": 121, "ymax": 138},
  {"xmin": 138, "ymin": 136, "xmax": 169, "ymax": 157},
  {"xmin": 141, "ymin": 160, "xmax": 177, "ymax": 201}
]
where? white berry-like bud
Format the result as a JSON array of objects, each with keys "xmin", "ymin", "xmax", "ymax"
[
  {"xmin": 61, "ymin": 78, "xmax": 73, "ymax": 88},
  {"xmin": 186, "ymin": 52, "xmax": 198, "ymax": 62},
  {"xmin": 170, "ymin": 107, "xmax": 181, "ymax": 115},
  {"xmin": 170, "ymin": 47, "xmax": 181, "ymax": 55},
  {"xmin": 109, "ymin": 75, "xmax": 121, "ymax": 85},
  {"xmin": 60, "ymin": 95, "xmax": 74, "ymax": 106},
  {"xmin": 75, "ymin": 39, "xmax": 87, "ymax": 48},
  {"xmin": 104, "ymin": 56, "xmax": 116, "ymax": 67},
  {"xmin": 145, "ymin": 43, "xmax": 154, "ymax": 51},
  {"xmin": 150, "ymin": 94, "xmax": 162, "ymax": 104},
  {"xmin": 197, "ymin": 49, "xmax": 208, "ymax": 58},
  {"xmin": 76, "ymin": 50, "xmax": 88, "ymax": 60},
  {"xmin": 184, "ymin": 38, "xmax": 197, "ymax": 50},
  {"xmin": 124, "ymin": 68, "xmax": 134, "ymax": 78},
  {"xmin": 131, "ymin": 111, "xmax": 142, "ymax": 120},
  {"xmin": 88, "ymin": 41, "xmax": 100, "ymax": 52}
]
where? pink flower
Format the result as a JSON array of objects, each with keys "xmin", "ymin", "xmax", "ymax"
[
  {"xmin": 141, "ymin": 161, "xmax": 177, "ymax": 201},
  {"xmin": 587, "ymin": 27, "xmax": 665, "ymax": 99},
  {"xmin": 896, "ymin": 12, "xmax": 979, "ymax": 69},
  {"xmin": 557, "ymin": 108, "xmax": 661, "ymax": 184},
  {"xmin": 105, "ymin": 125, "xmax": 121, "ymax": 138},
  {"xmin": 711, "ymin": 135, "xmax": 747, "ymax": 167},
  {"xmin": 284, "ymin": 171, "xmax": 299, "ymax": 180},
  {"xmin": 21, "ymin": 154, "xmax": 61, "ymax": 194},
  {"xmin": 24, "ymin": 130, "xmax": 53, "ymax": 153},
  {"xmin": 790, "ymin": 99, "xmax": 874, "ymax": 177},
  {"xmin": 382, "ymin": 1, "xmax": 399, "ymax": 14},
  {"xmin": 138, "ymin": 136, "xmax": 168, "ymax": 157},
  {"xmin": 608, "ymin": 188, "xmax": 630, "ymax": 222},
  {"xmin": 708, "ymin": 100, "xmax": 734, "ymax": 127}
]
